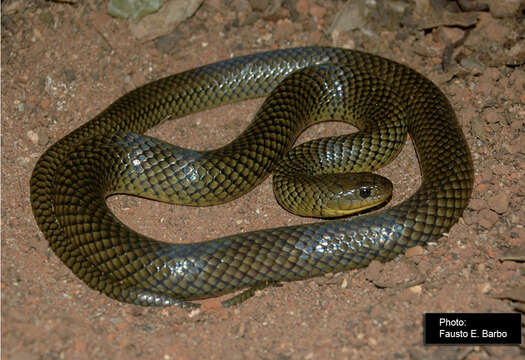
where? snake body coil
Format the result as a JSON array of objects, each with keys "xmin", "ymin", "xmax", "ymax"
[{"xmin": 30, "ymin": 47, "xmax": 474, "ymax": 307}]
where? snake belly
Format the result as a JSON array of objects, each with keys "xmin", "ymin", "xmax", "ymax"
[{"xmin": 30, "ymin": 47, "xmax": 474, "ymax": 307}]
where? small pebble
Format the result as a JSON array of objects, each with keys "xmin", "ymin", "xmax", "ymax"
[
  {"xmin": 274, "ymin": 19, "xmax": 296, "ymax": 42},
  {"xmin": 296, "ymin": 0, "xmax": 310, "ymax": 16},
  {"xmin": 405, "ymin": 246, "xmax": 425, "ymax": 257},
  {"xmin": 37, "ymin": 126, "xmax": 49, "ymax": 146},
  {"xmin": 27, "ymin": 130, "xmax": 38, "ymax": 144},
  {"xmin": 365, "ymin": 260, "xmax": 383, "ymax": 282},
  {"xmin": 477, "ymin": 263, "xmax": 486, "ymax": 272},
  {"xmin": 483, "ymin": 108, "xmax": 501, "ymax": 124},
  {"xmin": 479, "ymin": 282, "xmax": 491, "ymax": 294},
  {"xmin": 188, "ymin": 309, "xmax": 201, "ymax": 318},
  {"xmin": 469, "ymin": 198, "xmax": 487, "ymax": 211},
  {"xmin": 409, "ymin": 285, "xmax": 423, "ymax": 295},
  {"xmin": 248, "ymin": 0, "xmax": 269, "ymax": 12},
  {"xmin": 439, "ymin": 27, "xmax": 464, "ymax": 43},
  {"xmin": 309, "ymin": 4, "xmax": 326, "ymax": 20},
  {"xmin": 479, "ymin": 168, "xmax": 493, "ymax": 183},
  {"xmin": 478, "ymin": 209, "xmax": 499, "ymax": 228},
  {"xmin": 487, "ymin": 193, "xmax": 509, "ymax": 214}
]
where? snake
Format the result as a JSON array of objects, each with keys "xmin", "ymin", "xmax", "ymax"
[{"xmin": 30, "ymin": 47, "xmax": 474, "ymax": 307}]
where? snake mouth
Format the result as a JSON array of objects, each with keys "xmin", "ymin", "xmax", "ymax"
[{"xmin": 320, "ymin": 193, "xmax": 393, "ymax": 218}]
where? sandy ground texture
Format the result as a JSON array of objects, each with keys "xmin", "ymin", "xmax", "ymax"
[{"xmin": 2, "ymin": 0, "xmax": 525, "ymax": 359}]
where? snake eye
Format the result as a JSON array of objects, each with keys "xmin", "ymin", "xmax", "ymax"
[{"xmin": 359, "ymin": 186, "xmax": 371, "ymax": 198}]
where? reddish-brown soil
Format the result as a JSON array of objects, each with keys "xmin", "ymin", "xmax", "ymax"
[{"xmin": 2, "ymin": 1, "xmax": 524, "ymax": 359}]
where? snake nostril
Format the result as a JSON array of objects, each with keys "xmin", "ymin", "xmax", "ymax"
[{"xmin": 359, "ymin": 186, "xmax": 371, "ymax": 198}]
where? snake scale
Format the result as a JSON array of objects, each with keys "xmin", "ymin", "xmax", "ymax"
[{"xmin": 30, "ymin": 47, "xmax": 474, "ymax": 307}]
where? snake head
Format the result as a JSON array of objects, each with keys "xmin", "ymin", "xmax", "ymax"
[{"xmin": 319, "ymin": 172, "xmax": 393, "ymax": 218}]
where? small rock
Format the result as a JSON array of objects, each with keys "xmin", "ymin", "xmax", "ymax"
[
  {"xmin": 439, "ymin": 27, "xmax": 465, "ymax": 44},
  {"xmin": 492, "ymin": 164, "xmax": 512, "ymax": 176},
  {"xmin": 248, "ymin": 0, "xmax": 269, "ymax": 12},
  {"xmin": 476, "ymin": 70, "xmax": 499, "ymax": 97},
  {"xmin": 129, "ymin": 0, "xmax": 204, "ymax": 40},
  {"xmin": 487, "ymin": 193, "xmax": 509, "ymax": 214},
  {"xmin": 27, "ymin": 130, "xmax": 39, "ymax": 145},
  {"xmin": 501, "ymin": 245, "xmax": 525, "ymax": 261},
  {"xmin": 232, "ymin": 0, "xmax": 252, "ymax": 12},
  {"xmin": 188, "ymin": 308, "xmax": 201, "ymax": 318},
  {"xmin": 505, "ymin": 42, "xmax": 524, "ymax": 67},
  {"xmin": 155, "ymin": 28, "xmax": 185, "ymax": 54},
  {"xmin": 40, "ymin": 97, "xmax": 51, "ymax": 110},
  {"xmin": 329, "ymin": 1, "xmax": 367, "ymax": 34},
  {"xmin": 484, "ymin": 67, "xmax": 501, "ymax": 81},
  {"xmin": 273, "ymin": 19, "xmax": 296, "ymax": 42},
  {"xmin": 509, "ymin": 67, "xmax": 525, "ymax": 90},
  {"xmin": 295, "ymin": 0, "xmax": 309, "ymax": 16},
  {"xmin": 412, "ymin": 0, "xmax": 479, "ymax": 30},
  {"xmin": 457, "ymin": 0, "xmax": 489, "ymax": 11},
  {"xmin": 476, "ymin": 183, "xmax": 488, "ymax": 193},
  {"xmin": 37, "ymin": 126, "xmax": 49, "ymax": 146},
  {"xmin": 476, "ymin": 12, "xmax": 510, "ymax": 42},
  {"xmin": 409, "ymin": 285, "xmax": 423, "ymax": 295},
  {"xmin": 478, "ymin": 166, "xmax": 493, "ymax": 183},
  {"xmin": 108, "ymin": 0, "xmax": 163, "ymax": 21},
  {"xmin": 461, "ymin": 267, "xmax": 470, "ymax": 279},
  {"xmin": 308, "ymin": 30, "xmax": 322, "ymax": 44},
  {"xmin": 405, "ymin": 246, "xmax": 425, "ymax": 257},
  {"xmin": 459, "ymin": 57, "xmax": 486, "ymax": 75},
  {"xmin": 309, "ymin": 4, "xmax": 326, "ymax": 20},
  {"xmin": 469, "ymin": 198, "xmax": 487, "ymax": 211},
  {"xmin": 365, "ymin": 260, "xmax": 383, "ymax": 282},
  {"xmin": 483, "ymin": 108, "xmax": 502, "ymax": 124},
  {"xmin": 479, "ymin": 282, "xmax": 491, "ymax": 294},
  {"xmin": 471, "ymin": 114, "xmax": 489, "ymax": 142},
  {"xmin": 477, "ymin": 263, "xmax": 486, "ymax": 272},
  {"xmin": 488, "ymin": 0, "xmax": 523, "ymax": 18},
  {"xmin": 478, "ymin": 209, "xmax": 499, "ymax": 228}
]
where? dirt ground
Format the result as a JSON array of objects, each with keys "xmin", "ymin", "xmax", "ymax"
[{"xmin": 1, "ymin": 0, "xmax": 524, "ymax": 359}]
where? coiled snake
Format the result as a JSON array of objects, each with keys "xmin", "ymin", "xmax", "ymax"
[{"xmin": 30, "ymin": 47, "xmax": 474, "ymax": 307}]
